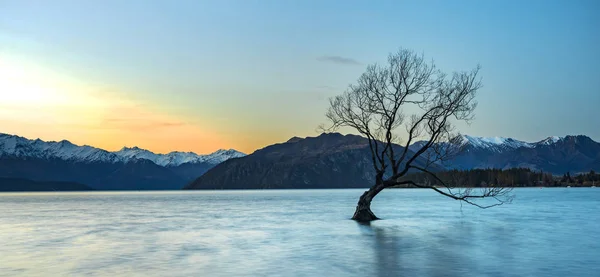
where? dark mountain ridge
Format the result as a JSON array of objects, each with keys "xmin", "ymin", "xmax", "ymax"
[{"xmin": 185, "ymin": 133, "xmax": 443, "ymax": 190}]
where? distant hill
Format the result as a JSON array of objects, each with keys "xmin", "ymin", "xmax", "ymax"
[
  {"xmin": 184, "ymin": 133, "xmax": 444, "ymax": 190},
  {"xmin": 0, "ymin": 177, "xmax": 93, "ymax": 191},
  {"xmin": 0, "ymin": 133, "xmax": 245, "ymax": 190}
]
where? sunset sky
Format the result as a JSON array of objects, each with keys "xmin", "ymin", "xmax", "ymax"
[{"xmin": 1, "ymin": 0, "xmax": 599, "ymax": 154}]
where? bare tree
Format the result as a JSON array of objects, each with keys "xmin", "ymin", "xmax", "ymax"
[{"xmin": 322, "ymin": 48, "xmax": 513, "ymax": 222}]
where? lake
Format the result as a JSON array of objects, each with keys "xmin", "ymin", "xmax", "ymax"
[{"xmin": 0, "ymin": 188, "xmax": 598, "ymax": 276}]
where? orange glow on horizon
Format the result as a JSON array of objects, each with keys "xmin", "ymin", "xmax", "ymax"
[{"xmin": 0, "ymin": 55, "xmax": 258, "ymax": 155}]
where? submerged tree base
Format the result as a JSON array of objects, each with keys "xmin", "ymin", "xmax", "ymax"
[
  {"xmin": 352, "ymin": 207, "xmax": 379, "ymax": 222},
  {"xmin": 351, "ymin": 188, "xmax": 381, "ymax": 222}
]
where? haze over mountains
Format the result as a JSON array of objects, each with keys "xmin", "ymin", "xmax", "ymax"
[{"xmin": 0, "ymin": 133, "xmax": 245, "ymax": 190}]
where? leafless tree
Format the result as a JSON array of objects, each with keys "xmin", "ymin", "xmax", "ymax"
[{"xmin": 322, "ymin": 48, "xmax": 513, "ymax": 222}]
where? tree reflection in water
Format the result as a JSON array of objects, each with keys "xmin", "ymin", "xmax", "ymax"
[{"xmin": 360, "ymin": 219, "xmax": 519, "ymax": 277}]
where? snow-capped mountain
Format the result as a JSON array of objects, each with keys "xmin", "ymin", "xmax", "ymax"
[
  {"xmin": 115, "ymin": 147, "xmax": 245, "ymax": 167},
  {"xmin": 0, "ymin": 133, "xmax": 245, "ymax": 166},
  {"xmin": 537, "ymin": 136, "xmax": 565, "ymax": 145},
  {"xmin": 411, "ymin": 135, "xmax": 568, "ymax": 152},
  {"xmin": 456, "ymin": 135, "xmax": 576, "ymax": 150},
  {"xmin": 0, "ymin": 133, "xmax": 246, "ymax": 190},
  {"xmin": 459, "ymin": 135, "xmax": 534, "ymax": 151},
  {"xmin": 409, "ymin": 135, "xmax": 535, "ymax": 153},
  {"xmin": 0, "ymin": 133, "xmax": 122, "ymax": 163},
  {"xmin": 409, "ymin": 134, "xmax": 598, "ymax": 173}
]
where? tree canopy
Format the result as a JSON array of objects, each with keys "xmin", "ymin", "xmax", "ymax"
[{"xmin": 322, "ymin": 48, "xmax": 513, "ymax": 221}]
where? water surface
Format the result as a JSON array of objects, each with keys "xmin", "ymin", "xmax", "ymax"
[{"xmin": 1, "ymin": 188, "xmax": 598, "ymax": 276}]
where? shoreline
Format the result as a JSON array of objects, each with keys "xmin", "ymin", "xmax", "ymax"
[{"xmin": 0, "ymin": 186, "xmax": 597, "ymax": 194}]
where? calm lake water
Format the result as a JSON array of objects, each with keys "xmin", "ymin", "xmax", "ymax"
[{"xmin": 0, "ymin": 188, "xmax": 598, "ymax": 277}]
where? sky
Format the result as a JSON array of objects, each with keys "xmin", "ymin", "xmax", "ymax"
[{"xmin": 0, "ymin": 0, "xmax": 599, "ymax": 154}]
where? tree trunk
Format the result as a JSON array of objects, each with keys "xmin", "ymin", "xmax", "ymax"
[{"xmin": 352, "ymin": 181, "xmax": 385, "ymax": 222}]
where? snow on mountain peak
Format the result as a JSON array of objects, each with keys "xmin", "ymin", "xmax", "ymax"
[
  {"xmin": 0, "ymin": 133, "xmax": 246, "ymax": 166},
  {"xmin": 538, "ymin": 136, "xmax": 564, "ymax": 145},
  {"xmin": 0, "ymin": 134, "xmax": 122, "ymax": 163},
  {"xmin": 459, "ymin": 135, "xmax": 533, "ymax": 150},
  {"xmin": 458, "ymin": 134, "xmax": 578, "ymax": 149},
  {"xmin": 409, "ymin": 134, "xmax": 579, "ymax": 152},
  {"xmin": 200, "ymin": 149, "xmax": 246, "ymax": 164},
  {"xmin": 113, "ymin": 147, "xmax": 245, "ymax": 166}
]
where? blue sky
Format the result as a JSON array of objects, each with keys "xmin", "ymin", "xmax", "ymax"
[{"xmin": 0, "ymin": 0, "xmax": 598, "ymax": 153}]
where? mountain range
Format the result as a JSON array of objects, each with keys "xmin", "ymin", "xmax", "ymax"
[
  {"xmin": 2, "ymin": 132, "xmax": 599, "ymax": 191},
  {"xmin": 186, "ymin": 133, "xmax": 600, "ymax": 190},
  {"xmin": 0, "ymin": 133, "xmax": 245, "ymax": 190},
  {"xmin": 433, "ymin": 134, "xmax": 600, "ymax": 173}
]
